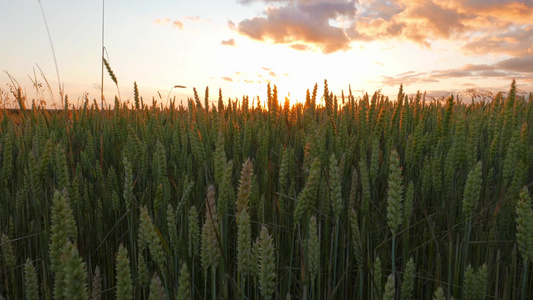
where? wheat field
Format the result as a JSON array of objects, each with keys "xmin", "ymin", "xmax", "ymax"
[{"xmin": 0, "ymin": 80, "xmax": 532, "ymax": 299}]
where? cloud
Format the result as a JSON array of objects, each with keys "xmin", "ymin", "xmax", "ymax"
[
  {"xmin": 222, "ymin": 77, "xmax": 234, "ymax": 82},
  {"xmin": 289, "ymin": 43, "xmax": 311, "ymax": 51},
  {"xmin": 237, "ymin": 0, "xmax": 356, "ymax": 53},
  {"xmin": 186, "ymin": 15, "xmax": 201, "ymax": 21},
  {"xmin": 173, "ymin": 21, "xmax": 184, "ymax": 30},
  {"xmin": 221, "ymin": 39, "xmax": 236, "ymax": 46},
  {"xmin": 380, "ymin": 55, "xmax": 533, "ymax": 86},
  {"xmin": 228, "ymin": 21, "xmax": 237, "ymax": 30},
  {"xmin": 236, "ymin": 0, "xmax": 533, "ymax": 56},
  {"xmin": 462, "ymin": 26, "xmax": 533, "ymax": 56},
  {"xmin": 155, "ymin": 18, "xmax": 171, "ymax": 25}
]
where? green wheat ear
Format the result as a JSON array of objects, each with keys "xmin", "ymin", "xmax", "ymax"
[
  {"xmin": 387, "ymin": 149, "xmax": 403, "ymax": 235},
  {"xmin": 329, "ymin": 153, "xmax": 342, "ymax": 220},
  {"xmin": 349, "ymin": 209, "xmax": 364, "ymax": 266},
  {"xmin": 236, "ymin": 158, "xmax": 253, "ymax": 277},
  {"xmin": 382, "ymin": 273, "xmax": 395, "ymax": 300},
  {"xmin": 148, "ymin": 272, "xmax": 166, "ymax": 300},
  {"xmin": 24, "ymin": 258, "xmax": 39, "ymax": 300},
  {"xmin": 103, "ymin": 57, "xmax": 118, "ymax": 85},
  {"xmin": 516, "ymin": 187, "xmax": 533, "ymax": 262},
  {"xmin": 433, "ymin": 287, "xmax": 445, "ymax": 300},
  {"xmin": 201, "ymin": 185, "xmax": 220, "ymax": 272},
  {"xmin": 1, "ymin": 234, "xmax": 15, "ymax": 271},
  {"xmin": 462, "ymin": 161, "xmax": 482, "ymax": 221},
  {"xmin": 258, "ymin": 225, "xmax": 276, "ymax": 300},
  {"xmin": 115, "ymin": 244, "xmax": 133, "ymax": 300},
  {"xmin": 62, "ymin": 242, "xmax": 89, "ymax": 300},
  {"xmin": 137, "ymin": 252, "xmax": 150, "ymax": 288},
  {"xmin": 400, "ymin": 257, "xmax": 415, "ymax": 300},
  {"xmin": 188, "ymin": 205, "xmax": 200, "ymax": 258},
  {"xmin": 463, "ymin": 264, "xmax": 487, "ymax": 300},
  {"xmin": 307, "ymin": 215, "xmax": 319, "ymax": 284},
  {"xmin": 177, "ymin": 263, "xmax": 191, "ymax": 300},
  {"xmin": 91, "ymin": 266, "xmax": 101, "ymax": 300}
]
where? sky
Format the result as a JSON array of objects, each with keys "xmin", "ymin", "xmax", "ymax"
[{"xmin": 1, "ymin": 0, "xmax": 533, "ymax": 108}]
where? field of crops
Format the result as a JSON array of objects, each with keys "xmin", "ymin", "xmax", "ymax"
[{"xmin": 0, "ymin": 80, "xmax": 532, "ymax": 299}]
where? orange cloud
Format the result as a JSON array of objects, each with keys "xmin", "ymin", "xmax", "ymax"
[
  {"xmin": 236, "ymin": 0, "xmax": 533, "ymax": 57},
  {"xmin": 173, "ymin": 21, "xmax": 184, "ymax": 30},
  {"xmin": 380, "ymin": 55, "xmax": 533, "ymax": 86},
  {"xmin": 155, "ymin": 18, "xmax": 171, "ymax": 25},
  {"xmin": 238, "ymin": 0, "xmax": 356, "ymax": 53},
  {"xmin": 221, "ymin": 39, "xmax": 236, "ymax": 46}
]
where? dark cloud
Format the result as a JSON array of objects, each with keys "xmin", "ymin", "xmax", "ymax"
[
  {"xmin": 221, "ymin": 39, "xmax": 236, "ymax": 46},
  {"xmin": 237, "ymin": 0, "xmax": 356, "ymax": 53}
]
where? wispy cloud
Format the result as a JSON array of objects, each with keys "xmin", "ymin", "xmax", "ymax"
[
  {"xmin": 186, "ymin": 15, "xmax": 201, "ymax": 21},
  {"xmin": 155, "ymin": 18, "xmax": 171, "ymax": 25},
  {"xmin": 221, "ymin": 39, "xmax": 236, "ymax": 46},
  {"xmin": 380, "ymin": 55, "xmax": 533, "ymax": 86}
]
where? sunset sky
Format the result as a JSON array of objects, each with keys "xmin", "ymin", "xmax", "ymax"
[{"xmin": 1, "ymin": 0, "xmax": 532, "ymax": 107}]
